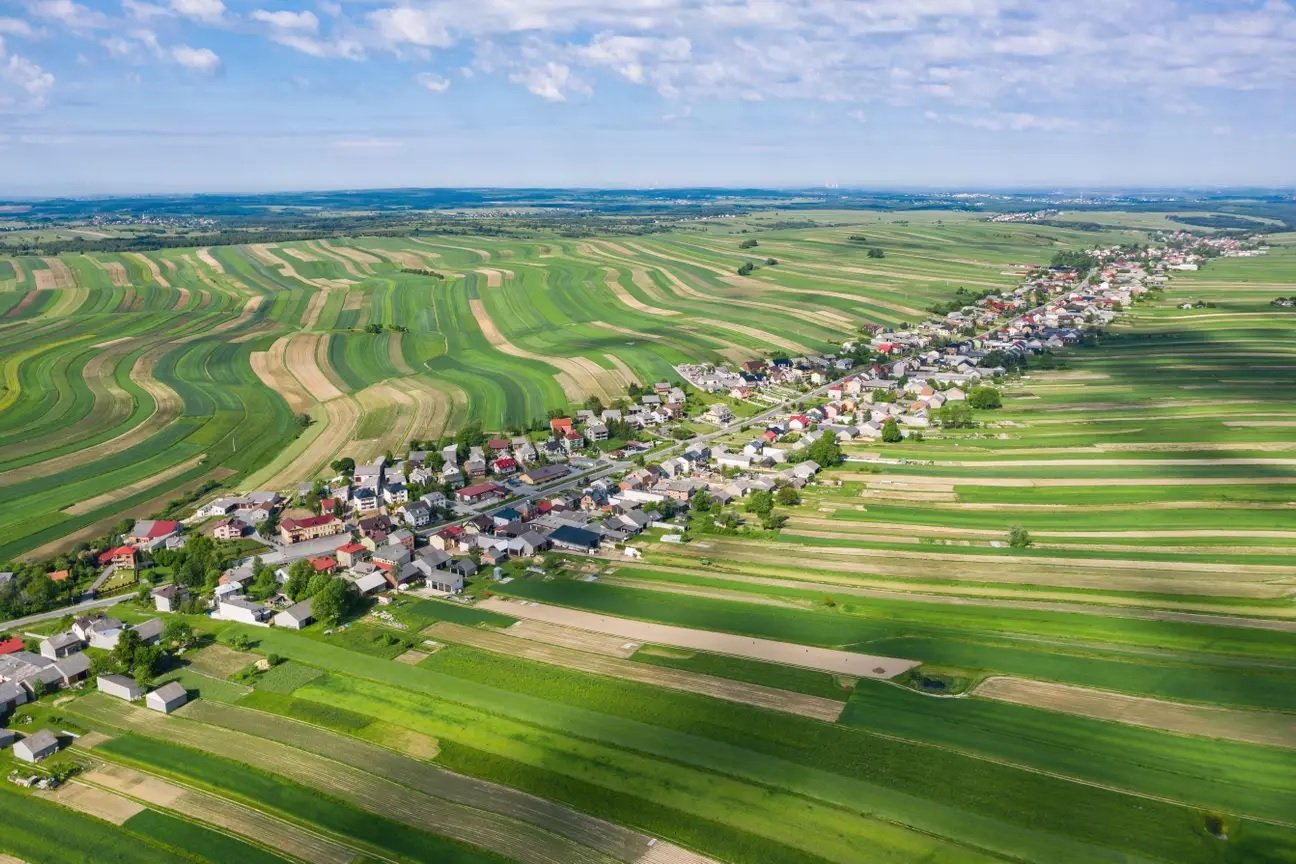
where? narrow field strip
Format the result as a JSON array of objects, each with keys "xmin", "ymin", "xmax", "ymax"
[
  {"xmin": 974, "ymin": 677, "xmax": 1296, "ymax": 749},
  {"xmin": 428, "ymin": 621, "xmax": 846, "ymax": 721},
  {"xmin": 477, "ymin": 598, "xmax": 918, "ymax": 678},
  {"xmin": 43, "ymin": 780, "xmax": 145, "ymax": 825}
]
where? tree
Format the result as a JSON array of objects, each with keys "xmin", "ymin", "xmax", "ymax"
[
  {"xmin": 736, "ymin": 262, "xmax": 755, "ymax": 276},
  {"xmin": 881, "ymin": 418, "xmax": 903, "ymax": 443},
  {"xmin": 867, "ymin": 247, "xmax": 885, "ymax": 259},
  {"xmin": 739, "ymin": 239, "xmax": 758, "ymax": 249},
  {"xmin": 1009, "ymin": 525, "xmax": 1032, "ymax": 548},
  {"xmin": 776, "ymin": 485, "xmax": 801, "ymax": 506},
  {"xmin": 285, "ymin": 559, "xmax": 314, "ymax": 600},
  {"xmin": 161, "ymin": 619, "xmax": 195, "ymax": 649},
  {"xmin": 304, "ymin": 572, "xmax": 333, "ymax": 599},
  {"xmin": 938, "ymin": 402, "xmax": 974, "ymax": 428},
  {"xmin": 764, "ymin": 258, "xmax": 778, "ymax": 266},
  {"xmin": 311, "ymin": 577, "xmax": 351, "ymax": 626},
  {"xmin": 248, "ymin": 562, "xmax": 278, "ymax": 601},
  {"xmin": 806, "ymin": 434, "xmax": 842, "ymax": 467},
  {"xmin": 330, "ymin": 457, "xmax": 355, "ymax": 475},
  {"xmin": 296, "ymin": 413, "xmax": 312, "ymax": 428},
  {"xmin": 691, "ymin": 489, "xmax": 714, "ymax": 513},
  {"xmin": 112, "ymin": 628, "xmax": 142, "ymax": 671},
  {"xmin": 968, "ymin": 386, "xmax": 1003, "ymax": 410},
  {"xmin": 745, "ymin": 490, "xmax": 774, "ymax": 517},
  {"xmin": 583, "ymin": 395, "xmax": 605, "ymax": 414}
]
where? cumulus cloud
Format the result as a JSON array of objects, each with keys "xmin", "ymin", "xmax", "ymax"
[
  {"xmin": 367, "ymin": 6, "xmax": 450, "ymax": 48},
  {"xmin": 0, "ymin": 17, "xmax": 34, "ymax": 37},
  {"xmin": 509, "ymin": 61, "xmax": 586, "ymax": 102},
  {"xmin": 251, "ymin": 9, "xmax": 319, "ymax": 31},
  {"xmin": 415, "ymin": 71, "xmax": 450, "ymax": 92},
  {"xmin": 169, "ymin": 0, "xmax": 224, "ymax": 22},
  {"xmin": 172, "ymin": 43, "xmax": 220, "ymax": 71},
  {"xmin": 0, "ymin": 35, "xmax": 54, "ymax": 107}
]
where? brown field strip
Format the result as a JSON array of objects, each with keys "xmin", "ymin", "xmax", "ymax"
[
  {"xmin": 322, "ymin": 241, "xmax": 383, "ymax": 268},
  {"xmin": 195, "ymin": 247, "xmax": 225, "ymax": 273},
  {"xmin": 496, "ymin": 619, "xmax": 642, "ymax": 657},
  {"xmin": 304, "ymin": 240, "xmax": 363, "ymax": 277},
  {"xmin": 81, "ymin": 763, "xmax": 356, "ymax": 864},
  {"xmin": 74, "ymin": 696, "xmax": 676, "ymax": 864},
  {"xmin": 477, "ymin": 597, "xmax": 917, "ymax": 678},
  {"xmin": 469, "ymin": 297, "xmax": 601, "ymax": 402},
  {"xmin": 600, "ymin": 267, "xmax": 679, "ymax": 316},
  {"xmin": 284, "ymin": 332, "xmax": 345, "ymax": 401},
  {"xmin": 250, "ymin": 335, "xmax": 315, "ymax": 414},
  {"xmin": 183, "ymin": 643, "xmax": 259, "ymax": 678},
  {"xmin": 974, "ymin": 677, "xmax": 1296, "ymax": 749},
  {"xmin": 44, "ymin": 781, "xmax": 145, "ymax": 825},
  {"xmin": 429, "ymin": 621, "xmax": 845, "ymax": 721},
  {"xmin": 62, "ymin": 455, "xmax": 204, "ymax": 516},
  {"xmin": 100, "ymin": 260, "xmax": 130, "ymax": 287},
  {"xmin": 786, "ymin": 513, "xmax": 1296, "ymax": 542},
  {"xmin": 258, "ymin": 392, "xmax": 361, "ymax": 489},
  {"xmin": 124, "ymin": 252, "xmax": 170, "ymax": 288}
]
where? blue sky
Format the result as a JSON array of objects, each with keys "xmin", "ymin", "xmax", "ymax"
[{"xmin": 1, "ymin": 0, "xmax": 1294, "ymax": 194}]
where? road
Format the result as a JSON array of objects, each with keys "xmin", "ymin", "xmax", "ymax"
[{"xmin": 0, "ymin": 594, "xmax": 122, "ymax": 631}]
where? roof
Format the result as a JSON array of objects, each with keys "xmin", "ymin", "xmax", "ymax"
[
  {"xmin": 281, "ymin": 515, "xmax": 338, "ymax": 530},
  {"xmin": 549, "ymin": 524, "xmax": 602, "ymax": 549},
  {"xmin": 42, "ymin": 632, "xmax": 81, "ymax": 650},
  {"xmin": 133, "ymin": 619, "xmax": 164, "ymax": 641},
  {"xmin": 48, "ymin": 569, "xmax": 70, "ymax": 582},
  {"xmin": 0, "ymin": 637, "xmax": 24, "ymax": 655},
  {"xmin": 17, "ymin": 729, "xmax": 58, "ymax": 752},
  {"xmin": 98, "ymin": 545, "xmax": 137, "ymax": 565},
  {"xmin": 457, "ymin": 481, "xmax": 504, "ymax": 497},
  {"xmin": 133, "ymin": 519, "xmax": 179, "ymax": 539},
  {"xmin": 52, "ymin": 653, "xmax": 91, "ymax": 677},
  {"xmin": 278, "ymin": 599, "xmax": 315, "ymax": 622},
  {"xmin": 353, "ymin": 572, "xmax": 389, "ymax": 592},
  {"xmin": 309, "ymin": 556, "xmax": 338, "ymax": 572},
  {"xmin": 337, "ymin": 542, "xmax": 366, "ymax": 555},
  {"xmin": 98, "ymin": 673, "xmax": 139, "ymax": 689},
  {"xmin": 150, "ymin": 681, "xmax": 187, "ymax": 702}
]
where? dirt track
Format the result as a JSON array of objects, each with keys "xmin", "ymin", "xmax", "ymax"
[
  {"xmin": 477, "ymin": 598, "xmax": 917, "ymax": 679},
  {"xmin": 430, "ymin": 621, "xmax": 846, "ymax": 721},
  {"xmin": 975, "ymin": 677, "xmax": 1296, "ymax": 749}
]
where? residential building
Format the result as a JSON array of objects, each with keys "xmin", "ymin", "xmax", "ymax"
[
  {"xmin": 13, "ymin": 729, "xmax": 58, "ymax": 763},
  {"xmin": 274, "ymin": 600, "xmax": 315, "ymax": 630},
  {"xmin": 280, "ymin": 515, "xmax": 344, "ymax": 544}
]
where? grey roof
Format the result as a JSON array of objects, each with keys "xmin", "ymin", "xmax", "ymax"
[
  {"xmin": 150, "ymin": 681, "xmax": 188, "ymax": 702},
  {"xmin": 353, "ymin": 572, "xmax": 389, "ymax": 593},
  {"xmin": 98, "ymin": 673, "xmax": 138, "ymax": 689},
  {"xmin": 0, "ymin": 681, "xmax": 26, "ymax": 704},
  {"xmin": 279, "ymin": 599, "xmax": 315, "ymax": 622},
  {"xmin": 133, "ymin": 619, "xmax": 164, "ymax": 641},
  {"xmin": 52, "ymin": 653, "xmax": 91, "ymax": 678},
  {"xmin": 18, "ymin": 729, "xmax": 57, "ymax": 752},
  {"xmin": 43, "ymin": 632, "xmax": 83, "ymax": 650},
  {"xmin": 0, "ymin": 728, "xmax": 15, "ymax": 745}
]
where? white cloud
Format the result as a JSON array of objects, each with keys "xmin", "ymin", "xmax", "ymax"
[
  {"xmin": 367, "ymin": 6, "xmax": 450, "ymax": 48},
  {"xmin": 509, "ymin": 61, "xmax": 585, "ymax": 102},
  {"xmin": 0, "ymin": 18, "xmax": 34, "ymax": 37},
  {"xmin": 30, "ymin": 0, "xmax": 109, "ymax": 29},
  {"xmin": 332, "ymin": 136, "xmax": 405, "ymax": 150},
  {"xmin": 169, "ymin": 0, "xmax": 224, "ymax": 22},
  {"xmin": 415, "ymin": 71, "xmax": 450, "ymax": 92},
  {"xmin": 251, "ymin": 9, "xmax": 319, "ymax": 31},
  {"xmin": 172, "ymin": 44, "xmax": 220, "ymax": 71},
  {"xmin": 0, "ymin": 36, "xmax": 55, "ymax": 107}
]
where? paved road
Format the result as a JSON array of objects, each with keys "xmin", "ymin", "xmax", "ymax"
[{"xmin": 0, "ymin": 594, "xmax": 122, "ymax": 631}]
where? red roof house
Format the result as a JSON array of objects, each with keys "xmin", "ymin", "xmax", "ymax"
[
  {"xmin": 48, "ymin": 569, "xmax": 70, "ymax": 582},
  {"xmin": 549, "ymin": 417, "xmax": 573, "ymax": 435},
  {"xmin": 0, "ymin": 637, "xmax": 25, "ymax": 655},
  {"xmin": 97, "ymin": 546, "xmax": 138, "ymax": 568}
]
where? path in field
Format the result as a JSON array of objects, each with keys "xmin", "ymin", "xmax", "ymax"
[
  {"xmin": 974, "ymin": 677, "xmax": 1296, "ymax": 749},
  {"xmin": 73, "ymin": 694, "xmax": 717, "ymax": 864},
  {"xmin": 477, "ymin": 598, "xmax": 918, "ymax": 678},
  {"xmin": 428, "ymin": 621, "xmax": 846, "ymax": 721},
  {"xmin": 80, "ymin": 762, "xmax": 356, "ymax": 864}
]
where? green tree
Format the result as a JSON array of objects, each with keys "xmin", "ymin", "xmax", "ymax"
[
  {"xmin": 806, "ymin": 434, "xmax": 842, "ymax": 467},
  {"xmin": 867, "ymin": 247, "xmax": 885, "ymax": 259},
  {"xmin": 1009, "ymin": 525, "xmax": 1032, "ymax": 548},
  {"xmin": 739, "ymin": 239, "xmax": 758, "ymax": 249},
  {"xmin": 736, "ymin": 262, "xmax": 755, "ymax": 276},
  {"xmin": 938, "ymin": 402, "xmax": 974, "ymax": 428},
  {"xmin": 248, "ymin": 563, "xmax": 278, "ymax": 601},
  {"xmin": 881, "ymin": 418, "xmax": 903, "ymax": 443},
  {"xmin": 775, "ymin": 485, "xmax": 801, "ymax": 506},
  {"xmin": 745, "ymin": 490, "xmax": 774, "ymax": 517},
  {"xmin": 311, "ymin": 578, "xmax": 351, "ymax": 626},
  {"xmin": 968, "ymin": 386, "xmax": 1003, "ymax": 410},
  {"xmin": 296, "ymin": 413, "xmax": 313, "ymax": 428},
  {"xmin": 112, "ymin": 628, "xmax": 142, "ymax": 671},
  {"xmin": 161, "ymin": 619, "xmax": 195, "ymax": 649},
  {"xmin": 284, "ymin": 559, "xmax": 314, "ymax": 600},
  {"xmin": 583, "ymin": 395, "xmax": 605, "ymax": 414},
  {"xmin": 691, "ymin": 490, "xmax": 714, "ymax": 513}
]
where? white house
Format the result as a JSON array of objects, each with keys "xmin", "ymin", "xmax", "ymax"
[
  {"xmin": 273, "ymin": 599, "xmax": 315, "ymax": 630},
  {"xmin": 13, "ymin": 729, "xmax": 59, "ymax": 763},
  {"xmin": 145, "ymin": 681, "xmax": 189, "ymax": 714},
  {"xmin": 97, "ymin": 674, "xmax": 143, "ymax": 701}
]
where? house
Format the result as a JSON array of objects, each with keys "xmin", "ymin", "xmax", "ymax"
[
  {"xmin": 510, "ymin": 530, "xmax": 551, "ymax": 557},
  {"xmin": 549, "ymin": 524, "xmax": 602, "ymax": 553},
  {"xmin": 563, "ymin": 430, "xmax": 585, "ymax": 450},
  {"xmin": 125, "ymin": 519, "xmax": 180, "ymax": 550},
  {"xmin": 280, "ymin": 515, "xmax": 344, "ymax": 544},
  {"xmin": 214, "ymin": 595, "xmax": 272, "ymax": 625},
  {"xmin": 0, "ymin": 636, "xmax": 25, "ymax": 656},
  {"xmin": 13, "ymin": 729, "xmax": 59, "ymax": 763},
  {"xmin": 336, "ymin": 541, "xmax": 368, "ymax": 568},
  {"xmin": 492, "ymin": 456, "xmax": 519, "ymax": 475},
  {"xmin": 0, "ymin": 681, "xmax": 28, "ymax": 716},
  {"xmin": 97, "ymin": 674, "xmax": 144, "ymax": 701},
  {"xmin": 449, "ymin": 558, "xmax": 478, "ymax": 579},
  {"xmin": 791, "ymin": 460, "xmax": 821, "ymax": 481},
  {"xmin": 274, "ymin": 599, "xmax": 315, "ymax": 630},
  {"xmin": 520, "ymin": 464, "xmax": 570, "ymax": 485},
  {"xmin": 212, "ymin": 517, "xmax": 247, "ymax": 540},
  {"xmin": 585, "ymin": 423, "xmax": 609, "ymax": 442},
  {"xmin": 456, "ymin": 482, "xmax": 506, "ymax": 504},
  {"xmin": 145, "ymin": 681, "xmax": 188, "ymax": 714},
  {"xmin": 133, "ymin": 619, "xmax": 164, "ymax": 645},
  {"xmin": 352, "ymin": 571, "xmax": 389, "ymax": 596},
  {"xmin": 358, "ymin": 514, "xmax": 394, "ymax": 542},
  {"xmin": 399, "ymin": 500, "xmax": 432, "ymax": 528},
  {"xmin": 48, "ymin": 569, "xmax": 70, "ymax": 583},
  {"xmin": 382, "ymin": 483, "xmax": 410, "ymax": 506},
  {"xmin": 152, "ymin": 583, "xmax": 188, "ymax": 613},
  {"xmin": 307, "ymin": 556, "xmax": 338, "ymax": 575},
  {"xmin": 73, "ymin": 614, "xmax": 125, "ymax": 650},
  {"xmin": 97, "ymin": 546, "xmax": 138, "ymax": 570},
  {"xmin": 550, "ymin": 417, "xmax": 573, "ymax": 436}
]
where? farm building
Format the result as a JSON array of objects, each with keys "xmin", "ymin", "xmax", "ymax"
[
  {"xmin": 455, "ymin": 482, "xmax": 506, "ymax": 504},
  {"xmin": 549, "ymin": 525, "xmax": 602, "ymax": 553},
  {"xmin": 274, "ymin": 600, "xmax": 315, "ymax": 630},
  {"xmin": 133, "ymin": 618, "xmax": 164, "ymax": 645},
  {"xmin": 145, "ymin": 681, "xmax": 189, "ymax": 714},
  {"xmin": 0, "ymin": 680, "xmax": 28, "ymax": 715},
  {"xmin": 0, "ymin": 728, "xmax": 14, "ymax": 749},
  {"xmin": 14, "ymin": 729, "xmax": 59, "ymax": 763},
  {"xmin": 39, "ymin": 632, "xmax": 82, "ymax": 659},
  {"xmin": 0, "ymin": 636, "xmax": 25, "ymax": 655},
  {"xmin": 352, "ymin": 571, "xmax": 389, "ymax": 596},
  {"xmin": 97, "ymin": 674, "xmax": 144, "ymax": 701}
]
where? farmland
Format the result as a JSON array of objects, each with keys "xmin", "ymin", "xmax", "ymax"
[
  {"xmin": 0, "ymin": 211, "xmax": 1183, "ymax": 560},
  {"xmin": 1, "ymin": 208, "xmax": 1294, "ymax": 864}
]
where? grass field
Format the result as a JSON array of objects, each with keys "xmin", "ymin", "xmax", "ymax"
[{"xmin": 0, "ymin": 211, "xmax": 1183, "ymax": 559}]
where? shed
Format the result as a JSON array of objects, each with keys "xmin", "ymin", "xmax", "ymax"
[
  {"xmin": 145, "ymin": 681, "xmax": 189, "ymax": 714},
  {"xmin": 0, "ymin": 728, "xmax": 14, "ymax": 749},
  {"xmin": 14, "ymin": 728, "xmax": 58, "ymax": 763},
  {"xmin": 549, "ymin": 524, "xmax": 602, "ymax": 553},
  {"xmin": 97, "ymin": 673, "xmax": 144, "ymax": 701},
  {"xmin": 274, "ymin": 600, "xmax": 315, "ymax": 630}
]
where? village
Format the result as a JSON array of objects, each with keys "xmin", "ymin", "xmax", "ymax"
[{"xmin": 0, "ymin": 231, "xmax": 1267, "ymax": 723}]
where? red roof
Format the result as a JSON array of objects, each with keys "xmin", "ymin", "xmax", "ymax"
[
  {"xmin": 374, "ymin": 560, "xmax": 394, "ymax": 573},
  {"xmin": 488, "ymin": 438, "xmax": 510, "ymax": 450},
  {"xmin": 564, "ymin": 430, "xmax": 582, "ymax": 440},
  {"xmin": 441, "ymin": 525, "xmax": 464, "ymax": 537},
  {"xmin": 309, "ymin": 556, "xmax": 338, "ymax": 572},
  {"xmin": 494, "ymin": 457, "xmax": 517, "ymax": 470},
  {"xmin": 98, "ymin": 546, "xmax": 137, "ymax": 566},
  {"xmin": 550, "ymin": 417, "xmax": 572, "ymax": 433},
  {"xmin": 0, "ymin": 637, "xmax": 25, "ymax": 655},
  {"xmin": 141, "ymin": 520, "xmax": 179, "ymax": 539},
  {"xmin": 49, "ymin": 569, "xmax": 70, "ymax": 582},
  {"xmin": 337, "ymin": 542, "xmax": 365, "ymax": 555},
  {"xmin": 536, "ymin": 501, "xmax": 553, "ymax": 514},
  {"xmin": 321, "ymin": 497, "xmax": 337, "ymax": 510},
  {"xmin": 282, "ymin": 515, "xmax": 337, "ymax": 530},
  {"xmin": 457, "ymin": 482, "xmax": 504, "ymax": 498}
]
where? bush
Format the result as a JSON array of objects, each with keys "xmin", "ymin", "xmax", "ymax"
[
  {"xmin": 867, "ymin": 247, "xmax": 885, "ymax": 259},
  {"xmin": 968, "ymin": 386, "xmax": 1003, "ymax": 410},
  {"xmin": 881, "ymin": 418, "xmax": 903, "ymax": 443},
  {"xmin": 1009, "ymin": 525, "xmax": 1032, "ymax": 548},
  {"xmin": 739, "ymin": 239, "xmax": 758, "ymax": 249}
]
